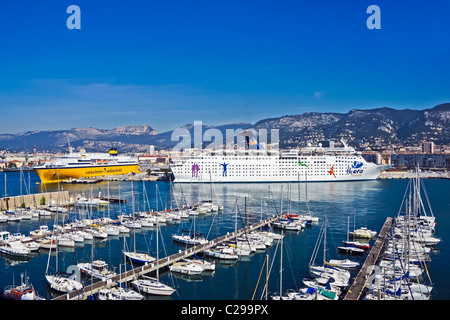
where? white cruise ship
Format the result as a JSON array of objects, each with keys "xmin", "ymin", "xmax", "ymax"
[{"xmin": 170, "ymin": 141, "xmax": 389, "ymax": 183}]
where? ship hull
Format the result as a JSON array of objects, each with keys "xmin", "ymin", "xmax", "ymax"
[
  {"xmin": 34, "ymin": 164, "xmax": 139, "ymax": 184},
  {"xmin": 171, "ymin": 152, "xmax": 389, "ymax": 183}
]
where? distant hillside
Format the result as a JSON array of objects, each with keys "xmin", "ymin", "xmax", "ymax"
[
  {"xmin": 0, "ymin": 103, "xmax": 449, "ymax": 152},
  {"xmin": 0, "ymin": 125, "xmax": 158, "ymax": 152},
  {"xmin": 0, "ymin": 123, "xmax": 254, "ymax": 153},
  {"xmin": 254, "ymin": 103, "xmax": 450, "ymax": 149}
]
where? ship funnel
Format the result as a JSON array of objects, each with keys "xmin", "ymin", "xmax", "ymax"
[
  {"xmin": 109, "ymin": 147, "xmax": 118, "ymax": 156},
  {"xmin": 239, "ymin": 129, "xmax": 264, "ymax": 150}
]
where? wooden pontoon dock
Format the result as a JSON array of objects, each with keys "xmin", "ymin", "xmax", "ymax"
[{"xmin": 52, "ymin": 214, "xmax": 282, "ymax": 300}]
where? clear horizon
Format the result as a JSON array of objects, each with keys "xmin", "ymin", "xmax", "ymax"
[{"xmin": 1, "ymin": 1, "xmax": 449, "ymax": 134}]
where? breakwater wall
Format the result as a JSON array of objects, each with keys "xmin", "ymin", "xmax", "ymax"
[{"xmin": 0, "ymin": 191, "xmax": 70, "ymax": 211}]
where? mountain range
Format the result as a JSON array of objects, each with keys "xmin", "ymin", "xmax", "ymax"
[{"xmin": 1, "ymin": 103, "xmax": 449, "ymax": 153}]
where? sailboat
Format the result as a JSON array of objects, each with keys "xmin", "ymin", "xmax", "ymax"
[
  {"xmin": 364, "ymin": 168, "xmax": 435, "ymax": 300},
  {"xmin": 202, "ymin": 200, "xmax": 239, "ymax": 260},
  {"xmin": 297, "ymin": 172, "xmax": 319, "ymax": 223},
  {"xmin": 326, "ymin": 259, "xmax": 360, "ymax": 269},
  {"xmin": 203, "ymin": 245, "xmax": 239, "ymax": 260},
  {"xmin": 308, "ymin": 218, "xmax": 351, "ymax": 287},
  {"xmin": 97, "ymin": 285, "xmax": 143, "ymax": 300},
  {"xmin": 123, "ymin": 181, "xmax": 156, "ymax": 264},
  {"xmin": 123, "ymin": 251, "xmax": 156, "ymax": 265},
  {"xmin": 97, "ymin": 263, "xmax": 143, "ymax": 300},
  {"xmin": 271, "ymin": 231, "xmax": 290, "ymax": 300},
  {"xmin": 131, "ymin": 217, "xmax": 176, "ymax": 296},
  {"xmin": 172, "ymin": 194, "xmax": 208, "ymax": 246},
  {"xmin": 223, "ymin": 200, "xmax": 255, "ymax": 256},
  {"xmin": 183, "ymin": 254, "xmax": 216, "ymax": 271},
  {"xmin": 273, "ymin": 185, "xmax": 304, "ymax": 231},
  {"xmin": 45, "ymin": 230, "xmax": 83, "ymax": 293},
  {"xmin": 338, "ymin": 217, "xmax": 365, "ymax": 255}
]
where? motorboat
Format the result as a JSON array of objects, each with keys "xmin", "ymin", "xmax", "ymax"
[
  {"xmin": 169, "ymin": 261, "xmax": 204, "ymax": 275},
  {"xmin": 131, "ymin": 276, "xmax": 176, "ymax": 296},
  {"xmin": 203, "ymin": 246, "xmax": 239, "ymax": 260},
  {"xmin": 97, "ymin": 286, "xmax": 143, "ymax": 300},
  {"xmin": 45, "ymin": 273, "xmax": 83, "ymax": 293},
  {"xmin": 77, "ymin": 260, "xmax": 116, "ymax": 281},
  {"xmin": 3, "ymin": 274, "xmax": 45, "ymax": 300}
]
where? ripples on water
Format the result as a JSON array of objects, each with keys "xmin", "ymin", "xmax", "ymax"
[{"xmin": 0, "ymin": 172, "xmax": 449, "ymax": 300}]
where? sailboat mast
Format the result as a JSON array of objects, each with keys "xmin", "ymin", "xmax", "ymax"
[
  {"xmin": 323, "ymin": 217, "xmax": 327, "ymax": 265},
  {"xmin": 156, "ymin": 213, "xmax": 160, "ymax": 282},
  {"xmin": 280, "ymin": 230, "xmax": 283, "ymax": 298}
]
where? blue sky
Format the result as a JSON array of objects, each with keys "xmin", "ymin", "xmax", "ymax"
[{"xmin": 0, "ymin": 0, "xmax": 449, "ymax": 134}]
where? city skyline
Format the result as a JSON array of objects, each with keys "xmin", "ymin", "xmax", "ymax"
[{"xmin": 0, "ymin": 1, "xmax": 449, "ymax": 134}]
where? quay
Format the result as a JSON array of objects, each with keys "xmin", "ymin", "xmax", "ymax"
[
  {"xmin": 52, "ymin": 214, "xmax": 282, "ymax": 300},
  {"xmin": 0, "ymin": 191, "xmax": 70, "ymax": 211},
  {"xmin": 343, "ymin": 217, "xmax": 394, "ymax": 300}
]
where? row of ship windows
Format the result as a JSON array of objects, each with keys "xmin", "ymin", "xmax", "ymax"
[
  {"xmin": 183, "ymin": 169, "xmax": 350, "ymax": 173},
  {"xmin": 196, "ymin": 160, "xmax": 358, "ymax": 164},
  {"xmin": 185, "ymin": 162, "xmax": 356, "ymax": 169}
]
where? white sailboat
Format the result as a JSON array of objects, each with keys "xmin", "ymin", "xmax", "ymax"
[
  {"xmin": 338, "ymin": 217, "xmax": 365, "ymax": 255},
  {"xmin": 123, "ymin": 181, "xmax": 156, "ymax": 265},
  {"xmin": 0, "ymin": 212, "xmax": 8, "ymax": 223},
  {"xmin": 364, "ymin": 168, "xmax": 435, "ymax": 300},
  {"xmin": 45, "ymin": 237, "xmax": 83, "ymax": 294},
  {"xmin": 97, "ymin": 262, "xmax": 143, "ymax": 300},
  {"xmin": 271, "ymin": 231, "xmax": 288, "ymax": 300},
  {"xmin": 297, "ymin": 172, "xmax": 319, "ymax": 224},
  {"xmin": 131, "ymin": 275, "xmax": 176, "ymax": 296},
  {"xmin": 172, "ymin": 197, "xmax": 207, "ymax": 245},
  {"xmin": 172, "ymin": 231, "xmax": 208, "ymax": 246},
  {"xmin": 308, "ymin": 218, "xmax": 351, "ymax": 287},
  {"xmin": 183, "ymin": 256, "xmax": 216, "ymax": 271},
  {"xmin": 203, "ymin": 245, "xmax": 239, "ymax": 260},
  {"xmin": 326, "ymin": 259, "xmax": 360, "ymax": 269},
  {"xmin": 97, "ymin": 285, "xmax": 143, "ymax": 300},
  {"xmin": 131, "ymin": 217, "xmax": 176, "ymax": 296},
  {"xmin": 349, "ymin": 226, "xmax": 377, "ymax": 239},
  {"xmin": 123, "ymin": 251, "xmax": 156, "ymax": 265}
]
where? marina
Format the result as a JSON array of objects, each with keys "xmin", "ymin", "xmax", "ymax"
[
  {"xmin": 0, "ymin": 170, "xmax": 448, "ymax": 300},
  {"xmin": 52, "ymin": 214, "xmax": 282, "ymax": 300},
  {"xmin": 1, "ymin": 0, "xmax": 448, "ymax": 307}
]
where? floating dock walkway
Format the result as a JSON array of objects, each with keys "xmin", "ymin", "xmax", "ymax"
[
  {"xmin": 52, "ymin": 214, "xmax": 282, "ymax": 300},
  {"xmin": 343, "ymin": 217, "xmax": 394, "ymax": 300}
]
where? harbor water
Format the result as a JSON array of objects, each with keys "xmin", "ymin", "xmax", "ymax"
[{"xmin": 0, "ymin": 171, "xmax": 449, "ymax": 300}]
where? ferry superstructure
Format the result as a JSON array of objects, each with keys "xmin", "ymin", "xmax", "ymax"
[
  {"xmin": 33, "ymin": 147, "xmax": 139, "ymax": 183},
  {"xmin": 170, "ymin": 141, "xmax": 389, "ymax": 183}
]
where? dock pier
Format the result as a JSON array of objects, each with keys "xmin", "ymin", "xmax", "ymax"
[
  {"xmin": 343, "ymin": 217, "xmax": 394, "ymax": 300},
  {"xmin": 52, "ymin": 214, "xmax": 282, "ymax": 300}
]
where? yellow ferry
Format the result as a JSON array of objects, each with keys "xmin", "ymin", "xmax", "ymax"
[{"xmin": 33, "ymin": 147, "xmax": 139, "ymax": 183}]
